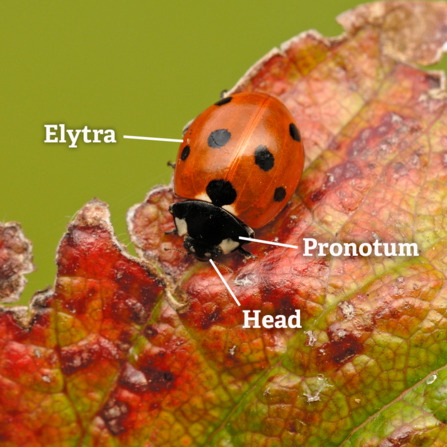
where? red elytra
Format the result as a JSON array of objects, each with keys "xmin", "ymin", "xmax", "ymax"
[
  {"xmin": 167, "ymin": 92, "xmax": 305, "ymax": 262},
  {"xmin": 174, "ymin": 92, "xmax": 304, "ymax": 229}
]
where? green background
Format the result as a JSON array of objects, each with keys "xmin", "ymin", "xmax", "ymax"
[{"xmin": 1, "ymin": 0, "xmax": 445, "ymax": 305}]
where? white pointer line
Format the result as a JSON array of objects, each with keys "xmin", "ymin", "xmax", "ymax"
[
  {"xmin": 239, "ymin": 236, "xmax": 298, "ymax": 250},
  {"xmin": 123, "ymin": 135, "xmax": 183, "ymax": 143},
  {"xmin": 209, "ymin": 259, "xmax": 241, "ymax": 306}
]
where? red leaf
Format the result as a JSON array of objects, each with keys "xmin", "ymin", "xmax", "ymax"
[
  {"xmin": 0, "ymin": 222, "xmax": 34, "ymax": 303},
  {"xmin": 4, "ymin": 2, "xmax": 447, "ymax": 446}
]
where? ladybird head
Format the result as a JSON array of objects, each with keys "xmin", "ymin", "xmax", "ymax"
[
  {"xmin": 167, "ymin": 200, "xmax": 254, "ymax": 262},
  {"xmin": 183, "ymin": 236, "xmax": 223, "ymax": 261}
]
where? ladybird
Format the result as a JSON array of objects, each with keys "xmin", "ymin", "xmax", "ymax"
[{"xmin": 168, "ymin": 92, "xmax": 304, "ymax": 261}]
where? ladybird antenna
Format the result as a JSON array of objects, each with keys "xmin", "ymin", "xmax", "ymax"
[
  {"xmin": 213, "ymin": 261, "xmax": 233, "ymax": 275},
  {"xmin": 164, "ymin": 248, "xmax": 233, "ymax": 273},
  {"xmin": 164, "ymin": 247, "xmax": 189, "ymax": 255}
]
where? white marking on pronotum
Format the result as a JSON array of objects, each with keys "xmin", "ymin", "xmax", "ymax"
[
  {"xmin": 239, "ymin": 236, "xmax": 298, "ymax": 249},
  {"xmin": 219, "ymin": 238, "xmax": 240, "ymax": 254},
  {"xmin": 209, "ymin": 259, "xmax": 240, "ymax": 306},
  {"xmin": 195, "ymin": 192, "xmax": 211, "ymax": 203},
  {"xmin": 174, "ymin": 217, "xmax": 187, "ymax": 236},
  {"xmin": 123, "ymin": 135, "xmax": 183, "ymax": 142},
  {"xmin": 222, "ymin": 204, "xmax": 237, "ymax": 216}
]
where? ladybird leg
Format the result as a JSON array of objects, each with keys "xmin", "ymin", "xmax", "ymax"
[
  {"xmin": 220, "ymin": 89, "xmax": 228, "ymax": 99},
  {"xmin": 238, "ymin": 246, "xmax": 256, "ymax": 260},
  {"xmin": 167, "ymin": 161, "xmax": 176, "ymax": 169},
  {"xmin": 165, "ymin": 228, "xmax": 178, "ymax": 235}
]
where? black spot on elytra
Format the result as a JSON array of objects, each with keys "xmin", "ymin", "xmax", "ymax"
[
  {"xmin": 206, "ymin": 179, "xmax": 237, "ymax": 206},
  {"xmin": 274, "ymin": 186, "xmax": 286, "ymax": 202},
  {"xmin": 181, "ymin": 145, "xmax": 190, "ymax": 161},
  {"xmin": 208, "ymin": 129, "xmax": 231, "ymax": 148},
  {"xmin": 289, "ymin": 123, "xmax": 301, "ymax": 142},
  {"xmin": 254, "ymin": 145, "xmax": 274, "ymax": 171},
  {"xmin": 214, "ymin": 96, "xmax": 232, "ymax": 106}
]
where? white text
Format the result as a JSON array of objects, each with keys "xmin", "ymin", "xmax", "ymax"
[
  {"xmin": 303, "ymin": 238, "xmax": 419, "ymax": 257},
  {"xmin": 44, "ymin": 124, "xmax": 116, "ymax": 148},
  {"xmin": 243, "ymin": 310, "xmax": 301, "ymax": 329}
]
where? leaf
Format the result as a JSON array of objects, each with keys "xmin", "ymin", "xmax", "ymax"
[
  {"xmin": 3, "ymin": 2, "xmax": 447, "ymax": 446},
  {"xmin": 0, "ymin": 222, "xmax": 35, "ymax": 304}
]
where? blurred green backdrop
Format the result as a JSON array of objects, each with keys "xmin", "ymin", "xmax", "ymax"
[{"xmin": 1, "ymin": 0, "xmax": 445, "ymax": 305}]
